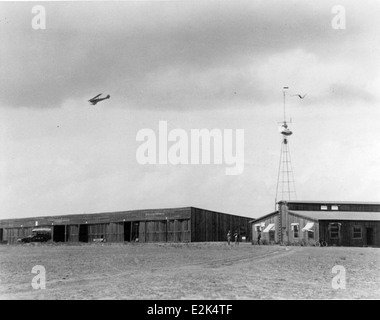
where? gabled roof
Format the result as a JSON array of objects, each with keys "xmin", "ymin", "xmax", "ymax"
[{"xmin": 249, "ymin": 211, "xmax": 278, "ymax": 223}]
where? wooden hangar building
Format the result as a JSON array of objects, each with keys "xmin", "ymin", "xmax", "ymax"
[
  {"xmin": 0, "ymin": 207, "xmax": 252, "ymax": 244},
  {"xmin": 250, "ymin": 201, "xmax": 380, "ymax": 247}
]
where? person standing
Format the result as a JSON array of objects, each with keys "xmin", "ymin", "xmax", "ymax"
[
  {"xmin": 257, "ymin": 231, "xmax": 261, "ymax": 245},
  {"xmin": 227, "ymin": 230, "xmax": 231, "ymax": 245},
  {"xmin": 234, "ymin": 230, "xmax": 239, "ymax": 246}
]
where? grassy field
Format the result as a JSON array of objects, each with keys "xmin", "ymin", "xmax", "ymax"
[{"xmin": 0, "ymin": 242, "xmax": 379, "ymax": 299}]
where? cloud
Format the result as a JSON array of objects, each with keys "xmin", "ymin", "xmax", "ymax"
[{"xmin": 1, "ymin": 0, "xmax": 378, "ymax": 109}]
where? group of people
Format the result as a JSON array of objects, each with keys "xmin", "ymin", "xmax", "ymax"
[
  {"xmin": 226, "ymin": 230, "xmax": 240, "ymax": 246},
  {"xmin": 226, "ymin": 230, "xmax": 262, "ymax": 245}
]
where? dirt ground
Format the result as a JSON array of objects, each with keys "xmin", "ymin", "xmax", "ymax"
[{"xmin": 0, "ymin": 242, "xmax": 379, "ymax": 300}]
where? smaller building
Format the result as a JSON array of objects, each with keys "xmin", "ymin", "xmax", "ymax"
[{"xmin": 250, "ymin": 201, "xmax": 380, "ymax": 247}]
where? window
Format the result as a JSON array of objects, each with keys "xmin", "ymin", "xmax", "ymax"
[
  {"xmin": 183, "ymin": 220, "xmax": 189, "ymax": 232},
  {"xmin": 307, "ymin": 231, "xmax": 314, "ymax": 239},
  {"xmin": 329, "ymin": 223, "xmax": 340, "ymax": 239},
  {"xmin": 331, "ymin": 205, "xmax": 339, "ymax": 211},
  {"xmin": 269, "ymin": 230, "xmax": 275, "ymax": 241},
  {"xmin": 292, "ymin": 224, "xmax": 299, "ymax": 238},
  {"xmin": 321, "ymin": 205, "xmax": 328, "ymax": 210},
  {"xmin": 352, "ymin": 226, "xmax": 362, "ymax": 239}
]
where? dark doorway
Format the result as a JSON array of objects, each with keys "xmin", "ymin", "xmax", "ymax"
[
  {"xmin": 79, "ymin": 224, "xmax": 88, "ymax": 242},
  {"xmin": 131, "ymin": 222, "xmax": 139, "ymax": 242},
  {"xmin": 366, "ymin": 228, "xmax": 374, "ymax": 246},
  {"xmin": 0, "ymin": 228, "xmax": 3, "ymax": 241},
  {"xmin": 124, "ymin": 222, "xmax": 131, "ymax": 241},
  {"xmin": 269, "ymin": 230, "xmax": 275, "ymax": 242},
  {"xmin": 53, "ymin": 225, "xmax": 65, "ymax": 242}
]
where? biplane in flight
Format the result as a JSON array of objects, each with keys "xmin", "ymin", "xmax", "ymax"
[{"xmin": 88, "ymin": 93, "xmax": 110, "ymax": 105}]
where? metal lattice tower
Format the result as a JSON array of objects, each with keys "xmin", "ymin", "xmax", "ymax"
[{"xmin": 275, "ymin": 88, "xmax": 297, "ymax": 207}]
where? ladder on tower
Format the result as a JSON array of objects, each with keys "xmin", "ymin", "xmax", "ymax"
[
  {"xmin": 277, "ymin": 208, "xmax": 282, "ymax": 243},
  {"xmin": 275, "ymin": 133, "xmax": 297, "ymax": 203}
]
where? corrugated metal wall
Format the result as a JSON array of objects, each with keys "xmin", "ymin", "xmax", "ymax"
[
  {"xmin": 3, "ymin": 228, "xmax": 19, "ymax": 244},
  {"xmin": 3, "ymin": 226, "xmax": 38, "ymax": 244},
  {"xmin": 138, "ymin": 219, "xmax": 191, "ymax": 243},
  {"xmin": 144, "ymin": 220, "xmax": 167, "ymax": 242},
  {"xmin": 191, "ymin": 208, "xmax": 251, "ymax": 242},
  {"xmin": 167, "ymin": 219, "xmax": 190, "ymax": 242},
  {"xmin": 88, "ymin": 224, "xmax": 108, "ymax": 242},
  {"xmin": 67, "ymin": 225, "xmax": 79, "ymax": 242},
  {"xmin": 107, "ymin": 222, "xmax": 124, "ymax": 242}
]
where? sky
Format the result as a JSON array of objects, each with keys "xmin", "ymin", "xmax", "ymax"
[{"xmin": 0, "ymin": 0, "xmax": 379, "ymax": 220}]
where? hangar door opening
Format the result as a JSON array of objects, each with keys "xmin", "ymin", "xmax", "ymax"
[
  {"xmin": 53, "ymin": 225, "xmax": 65, "ymax": 242},
  {"xmin": 124, "ymin": 222, "xmax": 131, "ymax": 241},
  {"xmin": 0, "ymin": 228, "xmax": 3, "ymax": 241},
  {"xmin": 131, "ymin": 222, "xmax": 140, "ymax": 242},
  {"xmin": 366, "ymin": 228, "xmax": 374, "ymax": 246},
  {"xmin": 79, "ymin": 224, "xmax": 88, "ymax": 242}
]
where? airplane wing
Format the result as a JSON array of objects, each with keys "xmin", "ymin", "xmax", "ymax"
[{"xmin": 89, "ymin": 93, "xmax": 102, "ymax": 101}]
